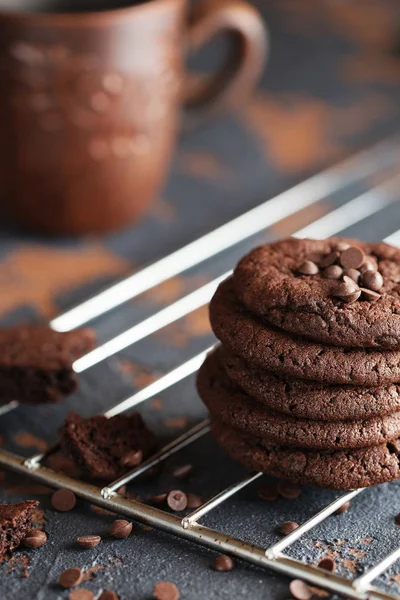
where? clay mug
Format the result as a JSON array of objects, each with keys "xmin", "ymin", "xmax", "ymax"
[{"xmin": 0, "ymin": 0, "xmax": 267, "ymax": 235}]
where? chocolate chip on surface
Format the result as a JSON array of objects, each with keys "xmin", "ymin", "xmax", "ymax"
[
  {"xmin": 360, "ymin": 258, "xmax": 378, "ymax": 273},
  {"xmin": 335, "ymin": 500, "xmax": 350, "ymax": 514},
  {"xmin": 289, "ymin": 579, "xmax": 312, "ymax": 600},
  {"xmin": 213, "ymin": 555, "xmax": 235, "ymax": 572},
  {"xmin": 51, "ymin": 488, "xmax": 76, "ymax": 512},
  {"xmin": 109, "ymin": 519, "xmax": 132, "ymax": 539},
  {"xmin": 279, "ymin": 521, "xmax": 299, "ymax": 535},
  {"xmin": 360, "ymin": 288, "xmax": 381, "ymax": 302},
  {"xmin": 22, "ymin": 529, "xmax": 47, "ymax": 548},
  {"xmin": 334, "ymin": 276, "xmax": 360, "ymax": 301},
  {"xmin": 69, "ymin": 590, "xmax": 95, "ymax": 600},
  {"xmin": 153, "ymin": 581, "xmax": 180, "ymax": 600},
  {"xmin": 341, "ymin": 290, "xmax": 362, "ymax": 303},
  {"xmin": 120, "ymin": 449, "xmax": 143, "ymax": 468},
  {"xmin": 322, "ymin": 265, "xmax": 343, "ymax": 280},
  {"xmin": 343, "ymin": 268, "xmax": 360, "ymax": 283},
  {"xmin": 340, "ymin": 246, "xmax": 365, "ymax": 269},
  {"xmin": 297, "ymin": 261, "xmax": 319, "ymax": 275},
  {"xmin": 172, "ymin": 464, "xmax": 193, "ymax": 479},
  {"xmin": 318, "ymin": 557, "xmax": 335, "ymax": 572},
  {"xmin": 278, "ymin": 480, "xmax": 301, "ymax": 499},
  {"xmin": 59, "ymin": 567, "xmax": 83, "ymax": 588},
  {"xmin": 77, "ymin": 535, "xmax": 101, "ymax": 549},
  {"xmin": 333, "ymin": 241, "xmax": 350, "ymax": 252},
  {"xmin": 186, "ymin": 493, "xmax": 204, "ymax": 509},
  {"xmin": 258, "ymin": 482, "xmax": 279, "ymax": 501},
  {"xmin": 361, "ymin": 270, "xmax": 383, "ymax": 292},
  {"xmin": 98, "ymin": 591, "xmax": 119, "ymax": 600},
  {"xmin": 319, "ymin": 251, "xmax": 339, "ymax": 268},
  {"xmin": 167, "ymin": 490, "xmax": 188, "ymax": 511}
]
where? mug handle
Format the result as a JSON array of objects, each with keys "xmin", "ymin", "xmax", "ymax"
[{"xmin": 184, "ymin": 0, "xmax": 268, "ymax": 123}]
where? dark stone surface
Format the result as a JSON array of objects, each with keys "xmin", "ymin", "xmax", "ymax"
[{"xmin": 1, "ymin": 1, "xmax": 400, "ymax": 598}]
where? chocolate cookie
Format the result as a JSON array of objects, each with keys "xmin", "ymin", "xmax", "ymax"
[
  {"xmin": 210, "ymin": 278, "xmax": 400, "ymax": 386},
  {"xmin": 220, "ymin": 348, "xmax": 400, "ymax": 421},
  {"xmin": 197, "ymin": 351, "xmax": 400, "ymax": 449},
  {"xmin": 0, "ymin": 500, "xmax": 39, "ymax": 559},
  {"xmin": 0, "ymin": 325, "xmax": 96, "ymax": 404},
  {"xmin": 233, "ymin": 237, "xmax": 400, "ymax": 349},
  {"xmin": 211, "ymin": 419, "xmax": 400, "ymax": 490},
  {"xmin": 59, "ymin": 411, "xmax": 155, "ymax": 480}
]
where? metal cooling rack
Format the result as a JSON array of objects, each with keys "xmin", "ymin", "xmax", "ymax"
[{"xmin": 1, "ymin": 135, "xmax": 400, "ymax": 599}]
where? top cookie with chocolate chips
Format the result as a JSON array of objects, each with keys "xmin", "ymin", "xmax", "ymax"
[{"xmin": 233, "ymin": 237, "xmax": 400, "ymax": 348}]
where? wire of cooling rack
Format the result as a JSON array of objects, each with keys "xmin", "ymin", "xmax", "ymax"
[{"xmin": 1, "ymin": 138, "xmax": 400, "ymax": 599}]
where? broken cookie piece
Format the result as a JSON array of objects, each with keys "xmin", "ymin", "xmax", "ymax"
[
  {"xmin": 0, "ymin": 500, "xmax": 39, "ymax": 560},
  {"xmin": 0, "ymin": 325, "xmax": 96, "ymax": 404},
  {"xmin": 59, "ymin": 412, "xmax": 155, "ymax": 480}
]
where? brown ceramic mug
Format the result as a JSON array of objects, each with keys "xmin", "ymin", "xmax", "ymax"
[{"xmin": 0, "ymin": 0, "xmax": 267, "ymax": 235}]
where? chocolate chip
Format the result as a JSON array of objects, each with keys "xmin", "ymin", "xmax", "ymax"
[
  {"xmin": 298, "ymin": 261, "xmax": 319, "ymax": 275},
  {"xmin": 340, "ymin": 246, "xmax": 365, "ymax": 269},
  {"xmin": 98, "ymin": 591, "xmax": 119, "ymax": 600},
  {"xmin": 59, "ymin": 567, "xmax": 83, "ymax": 588},
  {"xmin": 77, "ymin": 535, "xmax": 101, "ymax": 549},
  {"xmin": 258, "ymin": 482, "xmax": 279, "ymax": 501},
  {"xmin": 69, "ymin": 590, "xmax": 95, "ymax": 600},
  {"xmin": 394, "ymin": 513, "xmax": 400, "ymax": 526},
  {"xmin": 22, "ymin": 529, "xmax": 47, "ymax": 549},
  {"xmin": 335, "ymin": 501, "xmax": 350, "ymax": 514},
  {"xmin": 278, "ymin": 480, "xmax": 301, "ymax": 499},
  {"xmin": 334, "ymin": 276, "xmax": 360, "ymax": 301},
  {"xmin": 279, "ymin": 521, "xmax": 299, "ymax": 535},
  {"xmin": 167, "ymin": 490, "xmax": 188, "ymax": 511},
  {"xmin": 153, "ymin": 581, "xmax": 180, "ymax": 600},
  {"xmin": 341, "ymin": 289, "xmax": 361, "ymax": 303},
  {"xmin": 333, "ymin": 241, "xmax": 350, "ymax": 252},
  {"xmin": 148, "ymin": 493, "xmax": 168, "ymax": 505},
  {"xmin": 109, "ymin": 519, "xmax": 132, "ymax": 539},
  {"xmin": 51, "ymin": 488, "xmax": 76, "ymax": 512},
  {"xmin": 343, "ymin": 268, "xmax": 360, "ymax": 283},
  {"xmin": 322, "ymin": 265, "xmax": 343, "ymax": 279},
  {"xmin": 360, "ymin": 258, "xmax": 378, "ymax": 273},
  {"xmin": 318, "ymin": 557, "xmax": 335, "ymax": 572},
  {"xmin": 186, "ymin": 493, "xmax": 204, "ymax": 509},
  {"xmin": 120, "ymin": 449, "xmax": 143, "ymax": 468},
  {"xmin": 361, "ymin": 270, "xmax": 383, "ymax": 292},
  {"xmin": 319, "ymin": 251, "xmax": 340, "ymax": 268},
  {"xmin": 360, "ymin": 288, "xmax": 381, "ymax": 302},
  {"xmin": 213, "ymin": 555, "xmax": 235, "ymax": 572},
  {"xmin": 172, "ymin": 464, "xmax": 193, "ymax": 479},
  {"xmin": 289, "ymin": 579, "xmax": 312, "ymax": 600}
]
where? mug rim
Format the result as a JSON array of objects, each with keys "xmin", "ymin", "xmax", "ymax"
[{"xmin": 0, "ymin": 0, "xmax": 185, "ymax": 25}]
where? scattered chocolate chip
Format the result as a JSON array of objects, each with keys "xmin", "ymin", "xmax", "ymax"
[
  {"xmin": 340, "ymin": 246, "xmax": 365, "ymax": 269},
  {"xmin": 172, "ymin": 464, "xmax": 193, "ymax": 479},
  {"xmin": 360, "ymin": 258, "xmax": 378, "ymax": 273},
  {"xmin": 278, "ymin": 480, "xmax": 301, "ymax": 499},
  {"xmin": 318, "ymin": 557, "xmax": 335, "ymax": 572},
  {"xmin": 341, "ymin": 289, "xmax": 362, "ymax": 303},
  {"xmin": 319, "ymin": 251, "xmax": 340, "ymax": 268},
  {"xmin": 77, "ymin": 535, "xmax": 101, "ymax": 549},
  {"xmin": 148, "ymin": 493, "xmax": 168, "ymax": 505},
  {"xmin": 22, "ymin": 528, "xmax": 47, "ymax": 549},
  {"xmin": 167, "ymin": 490, "xmax": 188, "ymax": 511},
  {"xmin": 308, "ymin": 252, "xmax": 324, "ymax": 264},
  {"xmin": 335, "ymin": 501, "xmax": 350, "ymax": 514},
  {"xmin": 153, "ymin": 581, "xmax": 180, "ymax": 600},
  {"xmin": 51, "ymin": 488, "xmax": 76, "ymax": 512},
  {"xmin": 258, "ymin": 482, "xmax": 279, "ymax": 501},
  {"xmin": 298, "ymin": 261, "xmax": 319, "ymax": 275},
  {"xmin": 59, "ymin": 567, "xmax": 83, "ymax": 588},
  {"xmin": 69, "ymin": 590, "xmax": 95, "ymax": 600},
  {"xmin": 186, "ymin": 493, "xmax": 204, "ymax": 509},
  {"xmin": 213, "ymin": 555, "xmax": 235, "ymax": 572},
  {"xmin": 395, "ymin": 513, "xmax": 400, "ymax": 527},
  {"xmin": 333, "ymin": 241, "xmax": 350, "ymax": 252},
  {"xmin": 99, "ymin": 591, "xmax": 119, "ymax": 600},
  {"xmin": 361, "ymin": 270, "xmax": 383, "ymax": 292},
  {"xmin": 279, "ymin": 521, "xmax": 299, "ymax": 535},
  {"xmin": 334, "ymin": 276, "xmax": 360, "ymax": 302},
  {"xmin": 360, "ymin": 288, "xmax": 381, "ymax": 302},
  {"xmin": 289, "ymin": 579, "xmax": 312, "ymax": 600},
  {"xmin": 322, "ymin": 265, "xmax": 343, "ymax": 280},
  {"xmin": 109, "ymin": 519, "xmax": 132, "ymax": 539},
  {"xmin": 343, "ymin": 268, "xmax": 360, "ymax": 283},
  {"xmin": 117, "ymin": 485, "xmax": 126, "ymax": 495},
  {"xmin": 120, "ymin": 449, "xmax": 143, "ymax": 468}
]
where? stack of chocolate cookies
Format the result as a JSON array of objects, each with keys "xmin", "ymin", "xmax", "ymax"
[{"xmin": 197, "ymin": 238, "xmax": 400, "ymax": 489}]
